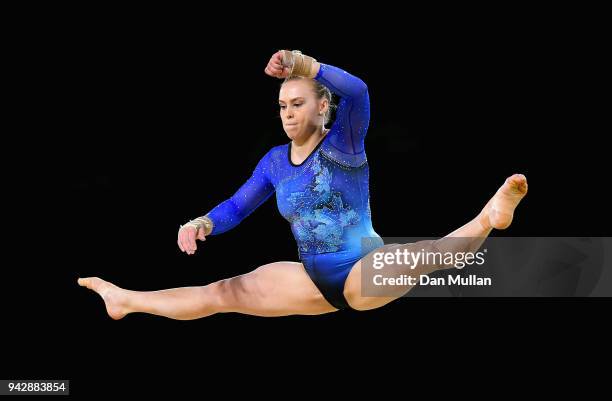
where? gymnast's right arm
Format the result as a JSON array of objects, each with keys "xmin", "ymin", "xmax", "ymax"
[{"xmin": 177, "ymin": 150, "xmax": 275, "ymax": 255}]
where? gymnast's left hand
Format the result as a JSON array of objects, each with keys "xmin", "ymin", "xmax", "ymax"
[{"xmin": 264, "ymin": 50, "xmax": 291, "ymax": 79}]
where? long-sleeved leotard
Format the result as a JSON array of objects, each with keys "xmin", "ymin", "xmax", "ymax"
[{"xmin": 203, "ymin": 63, "xmax": 384, "ymax": 309}]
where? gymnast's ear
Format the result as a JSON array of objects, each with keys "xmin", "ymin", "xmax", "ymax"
[{"xmin": 319, "ymin": 96, "xmax": 329, "ymax": 115}]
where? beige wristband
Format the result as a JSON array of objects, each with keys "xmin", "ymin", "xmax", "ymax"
[
  {"xmin": 182, "ymin": 215, "xmax": 214, "ymax": 236},
  {"xmin": 281, "ymin": 49, "xmax": 317, "ymax": 78}
]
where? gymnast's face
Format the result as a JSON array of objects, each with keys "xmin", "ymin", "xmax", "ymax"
[{"xmin": 279, "ymin": 79, "xmax": 328, "ymax": 140}]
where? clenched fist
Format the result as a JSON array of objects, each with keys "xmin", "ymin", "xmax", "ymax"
[{"xmin": 264, "ymin": 50, "xmax": 291, "ymax": 79}]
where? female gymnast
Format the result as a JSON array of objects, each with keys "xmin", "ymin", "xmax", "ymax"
[{"xmin": 78, "ymin": 50, "xmax": 528, "ymax": 319}]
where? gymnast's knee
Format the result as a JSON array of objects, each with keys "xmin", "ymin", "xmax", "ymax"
[
  {"xmin": 403, "ymin": 239, "xmax": 452, "ymax": 271},
  {"xmin": 213, "ymin": 276, "xmax": 266, "ymax": 312},
  {"xmin": 200, "ymin": 280, "xmax": 233, "ymax": 313}
]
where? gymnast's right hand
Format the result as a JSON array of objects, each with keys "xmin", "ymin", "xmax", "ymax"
[{"xmin": 177, "ymin": 223, "xmax": 207, "ymax": 255}]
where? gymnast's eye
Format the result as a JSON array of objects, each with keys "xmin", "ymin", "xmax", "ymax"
[
  {"xmin": 293, "ymin": 103, "xmax": 302, "ymax": 107},
  {"xmin": 279, "ymin": 105, "xmax": 286, "ymax": 109}
]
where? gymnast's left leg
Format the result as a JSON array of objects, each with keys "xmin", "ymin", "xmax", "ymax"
[{"xmin": 344, "ymin": 174, "xmax": 528, "ymax": 310}]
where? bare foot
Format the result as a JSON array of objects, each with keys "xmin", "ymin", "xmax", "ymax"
[
  {"xmin": 78, "ymin": 277, "xmax": 129, "ymax": 320},
  {"xmin": 480, "ymin": 174, "xmax": 528, "ymax": 230}
]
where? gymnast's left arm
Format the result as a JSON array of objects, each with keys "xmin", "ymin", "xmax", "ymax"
[
  {"xmin": 278, "ymin": 50, "xmax": 370, "ymax": 156},
  {"xmin": 314, "ymin": 62, "xmax": 370, "ymax": 156}
]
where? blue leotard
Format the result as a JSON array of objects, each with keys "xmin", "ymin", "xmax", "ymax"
[{"xmin": 204, "ymin": 63, "xmax": 384, "ymax": 309}]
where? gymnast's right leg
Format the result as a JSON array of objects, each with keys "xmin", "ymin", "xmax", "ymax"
[{"xmin": 78, "ymin": 261, "xmax": 338, "ymax": 320}]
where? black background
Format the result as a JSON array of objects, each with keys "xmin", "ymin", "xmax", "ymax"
[{"xmin": 4, "ymin": 9, "xmax": 609, "ymax": 396}]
